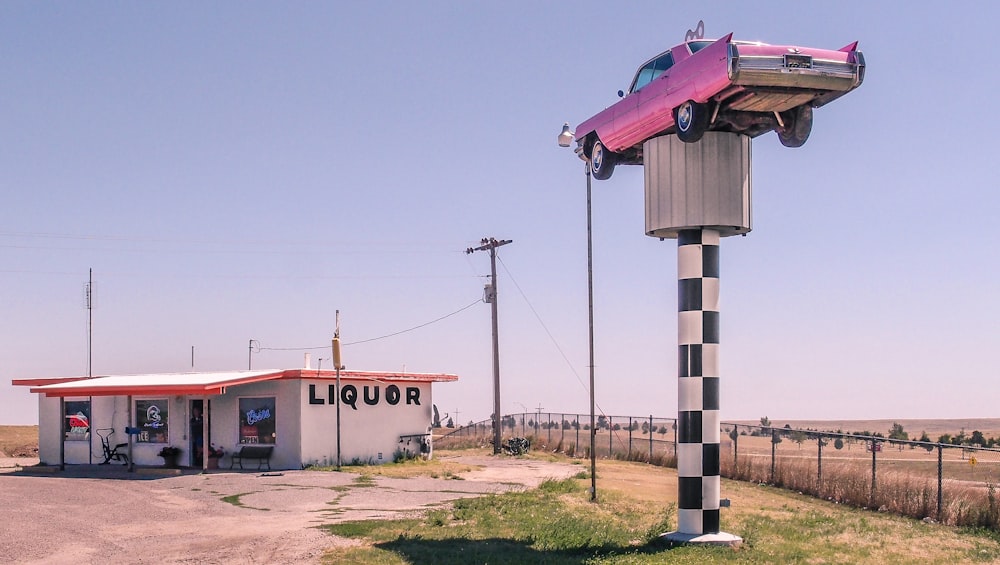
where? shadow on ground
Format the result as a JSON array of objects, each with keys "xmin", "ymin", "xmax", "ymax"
[{"xmin": 373, "ymin": 536, "xmax": 689, "ymax": 564}]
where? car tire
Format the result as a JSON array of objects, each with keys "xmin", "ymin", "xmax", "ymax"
[
  {"xmin": 777, "ymin": 105, "xmax": 813, "ymax": 148},
  {"xmin": 589, "ymin": 138, "xmax": 617, "ymax": 180},
  {"xmin": 674, "ymin": 100, "xmax": 709, "ymax": 143}
]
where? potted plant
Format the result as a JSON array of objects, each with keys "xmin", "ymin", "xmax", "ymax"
[
  {"xmin": 156, "ymin": 445, "xmax": 182, "ymax": 468},
  {"xmin": 206, "ymin": 444, "xmax": 224, "ymax": 469}
]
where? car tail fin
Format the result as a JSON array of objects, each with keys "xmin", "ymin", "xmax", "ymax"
[{"xmin": 838, "ymin": 41, "xmax": 859, "ymax": 52}]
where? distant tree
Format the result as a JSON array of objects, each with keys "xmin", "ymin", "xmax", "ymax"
[
  {"xmin": 641, "ymin": 421, "xmax": 650, "ymax": 435},
  {"xmin": 658, "ymin": 426, "xmax": 668, "ymax": 435},
  {"xmin": 760, "ymin": 416, "xmax": 771, "ymax": 428},
  {"xmin": 597, "ymin": 415, "xmax": 608, "ymax": 430},
  {"xmin": 612, "ymin": 423, "xmax": 621, "ymax": 431},
  {"xmin": 955, "ymin": 428, "xmax": 968, "ymax": 445},
  {"xmin": 446, "ymin": 417, "xmax": 454, "ymax": 428},
  {"xmin": 729, "ymin": 427, "xmax": 739, "ymax": 442},
  {"xmin": 970, "ymin": 430, "xmax": 986, "ymax": 446},
  {"xmin": 918, "ymin": 431, "xmax": 931, "ymax": 443},
  {"xmin": 790, "ymin": 430, "xmax": 808, "ymax": 448},
  {"xmin": 834, "ymin": 438, "xmax": 844, "ymax": 450},
  {"xmin": 888, "ymin": 422, "xmax": 908, "ymax": 441}
]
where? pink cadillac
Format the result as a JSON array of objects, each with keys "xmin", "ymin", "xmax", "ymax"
[{"xmin": 574, "ymin": 33, "xmax": 865, "ymax": 179}]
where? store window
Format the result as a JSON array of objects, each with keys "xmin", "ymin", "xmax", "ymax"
[
  {"xmin": 136, "ymin": 399, "xmax": 169, "ymax": 443},
  {"xmin": 239, "ymin": 397, "xmax": 276, "ymax": 444},
  {"xmin": 64, "ymin": 400, "xmax": 91, "ymax": 442}
]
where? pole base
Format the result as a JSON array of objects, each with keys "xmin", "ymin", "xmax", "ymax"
[{"xmin": 658, "ymin": 531, "xmax": 743, "ymax": 548}]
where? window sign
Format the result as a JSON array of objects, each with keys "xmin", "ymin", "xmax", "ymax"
[
  {"xmin": 239, "ymin": 397, "xmax": 275, "ymax": 444},
  {"xmin": 64, "ymin": 400, "xmax": 91, "ymax": 442},
  {"xmin": 135, "ymin": 399, "xmax": 169, "ymax": 443}
]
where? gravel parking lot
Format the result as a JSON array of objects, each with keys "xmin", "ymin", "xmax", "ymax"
[{"xmin": 0, "ymin": 454, "xmax": 580, "ymax": 564}]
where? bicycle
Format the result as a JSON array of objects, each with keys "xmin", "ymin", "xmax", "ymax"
[{"xmin": 97, "ymin": 428, "xmax": 129, "ymax": 465}]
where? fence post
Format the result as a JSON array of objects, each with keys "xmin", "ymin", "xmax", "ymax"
[
  {"xmin": 649, "ymin": 415, "xmax": 654, "ymax": 462},
  {"xmin": 733, "ymin": 427, "xmax": 739, "ymax": 463},
  {"xmin": 576, "ymin": 417, "xmax": 580, "ymax": 457},
  {"xmin": 560, "ymin": 413, "xmax": 565, "ymax": 446},
  {"xmin": 937, "ymin": 443, "xmax": 944, "ymax": 519},
  {"xmin": 628, "ymin": 417, "xmax": 633, "ymax": 460},
  {"xmin": 673, "ymin": 419, "xmax": 677, "ymax": 456},
  {"xmin": 609, "ymin": 416, "xmax": 613, "ymax": 457},
  {"xmin": 817, "ymin": 435, "xmax": 823, "ymax": 490},
  {"xmin": 870, "ymin": 439, "xmax": 877, "ymax": 507},
  {"xmin": 770, "ymin": 429, "xmax": 777, "ymax": 484},
  {"xmin": 547, "ymin": 412, "xmax": 551, "ymax": 445}
]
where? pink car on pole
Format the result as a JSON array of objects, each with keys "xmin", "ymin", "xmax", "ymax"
[{"xmin": 574, "ymin": 33, "xmax": 865, "ymax": 179}]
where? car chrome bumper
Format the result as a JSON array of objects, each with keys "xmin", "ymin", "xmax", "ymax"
[{"xmin": 731, "ymin": 56, "xmax": 861, "ymax": 92}]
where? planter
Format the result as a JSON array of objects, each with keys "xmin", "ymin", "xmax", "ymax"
[
  {"xmin": 160, "ymin": 454, "xmax": 180, "ymax": 468},
  {"xmin": 157, "ymin": 448, "xmax": 182, "ymax": 468},
  {"xmin": 207, "ymin": 456, "xmax": 220, "ymax": 470}
]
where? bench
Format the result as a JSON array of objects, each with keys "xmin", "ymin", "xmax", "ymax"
[{"xmin": 229, "ymin": 445, "xmax": 275, "ymax": 470}]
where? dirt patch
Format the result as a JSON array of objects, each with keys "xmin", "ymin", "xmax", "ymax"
[{"xmin": 0, "ymin": 453, "xmax": 581, "ymax": 564}]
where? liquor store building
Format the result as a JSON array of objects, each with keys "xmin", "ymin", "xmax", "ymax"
[{"xmin": 13, "ymin": 367, "xmax": 458, "ymax": 470}]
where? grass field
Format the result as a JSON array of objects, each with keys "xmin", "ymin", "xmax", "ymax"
[{"xmin": 323, "ymin": 448, "xmax": 1000, "ymax": 564}]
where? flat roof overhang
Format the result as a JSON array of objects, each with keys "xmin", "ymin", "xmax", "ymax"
[
  {"xmin": 13, "ymin": 368, "xmax": 459, "ymax": 398},
  {"xmin": 16, "ymin": 370, "xmax": 285, "ymax": 398}
]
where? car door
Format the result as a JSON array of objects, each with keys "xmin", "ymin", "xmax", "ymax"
[{"xmin": 635, "ymin": 52, "xmax": 675, "ymax": 141}]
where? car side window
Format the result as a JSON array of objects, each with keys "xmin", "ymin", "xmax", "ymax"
[{"xmin": 631, "ymin": 52, "xmax": 673, "ymax": 93}]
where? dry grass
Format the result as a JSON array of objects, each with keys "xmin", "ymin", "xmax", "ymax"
[{"xmin": 0, "ymin": 425, "xmax": 38, "ymax": 457}]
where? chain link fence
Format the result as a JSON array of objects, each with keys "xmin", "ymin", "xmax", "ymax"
[
  {"xmin": 437, "ymin": 412, "xmax": 678, "ymax": 465},
  {"xmin": 437, "ymin": 415, "xmax": 1000, "ymax": 531}
]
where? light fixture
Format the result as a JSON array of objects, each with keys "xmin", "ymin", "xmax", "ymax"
[{"xmin": 558, "ymin": 123, "xmax": 575, "ymax": 147}]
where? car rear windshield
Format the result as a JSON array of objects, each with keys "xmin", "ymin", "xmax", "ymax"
[{"xmin": 688, "ymin": 41, "xmax": 713, "ymax": 53}]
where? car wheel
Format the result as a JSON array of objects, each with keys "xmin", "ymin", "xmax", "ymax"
[
  {"xmin": 777, "ymin": 105, "xmax": 813, "ymax": 148},
  {"xmin": 674, "ymin": 100, "xmax": 709, "ymax": 143},
  {"xmin": 589, "ymin": 138, "xmax": 617, "ymax": 180}
]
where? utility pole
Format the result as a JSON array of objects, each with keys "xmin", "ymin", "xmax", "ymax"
[
  {"xmin": 333, "ymin": 311, "xmax": 343, "ymax": 469},
  {"xmin": 86, "ymin": 268, "xmax": 93, "ymax": 378},
  {"xmin": 466, "ymin": 237, "xmax": 512, "ymax": 455},
  {"xmin": 248, "ymin": 339, "xmax": 258, "ymax": 370}
]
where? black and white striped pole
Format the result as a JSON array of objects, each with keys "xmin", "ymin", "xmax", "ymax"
[
  {"xmin": 644, "ymin": 132, "xmax": 748, "ymax": 546},
  {"xmin": 676, "ymin": 228, "xmax": 721, "ymax": 535}
]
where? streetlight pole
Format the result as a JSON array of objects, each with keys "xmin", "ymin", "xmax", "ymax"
[
  {"xmin": 466, "ymin": 237, "xmax": 512, "ymax": 455},
  {"xmin": 584, "ymin": 164, "xmax": 598, "ymax": 502},
  {"xmin": 559, "ymin": 123, "xmax": 599, "ymax": 501}
]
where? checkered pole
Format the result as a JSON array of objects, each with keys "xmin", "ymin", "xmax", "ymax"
[{"xmin": 676, "ymin": 228, "xmax": 721, "ymax": 535}]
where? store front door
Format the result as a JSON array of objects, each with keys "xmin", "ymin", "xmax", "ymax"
[{"xmin": 189, "ymin": 399, "xmax": 211, "ymax": 467}]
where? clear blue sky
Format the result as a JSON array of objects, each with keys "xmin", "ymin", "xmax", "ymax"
[{"xmin": 3, "ymin": 2, "xmax": 998, "ymax": 425}]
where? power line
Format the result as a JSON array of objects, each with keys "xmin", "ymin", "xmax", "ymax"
[
  {"xmin": 256, "ymin": 298, "xmax": 482, "ymax": 352},
  {"xmin": 497, "ymin": 255, "xmax": 610, "ymax": 418}
]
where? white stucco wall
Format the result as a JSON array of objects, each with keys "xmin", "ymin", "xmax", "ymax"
[
  {"xmin": 39, "ymin": 395, "xmax": 133, "ymax": 465},
  {"xmin": 207, "ymin": 379, "xmax": 301, "ymax": 470},
  {"xmin": 33, "ymin": 375, "xmax": 436, "ymax": 470},
  {"xmin": 299, "ymin": 379, "xmax": 432, "ymax": 466}
]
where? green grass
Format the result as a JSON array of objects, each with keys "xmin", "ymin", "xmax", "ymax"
[
  {"xmin": 220, "ymin": 492, "xmax": 269, "ymax": 511},
  {"xmin": 319, "ymin": 461, "xmax": 1000, "ymax": 565}
]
